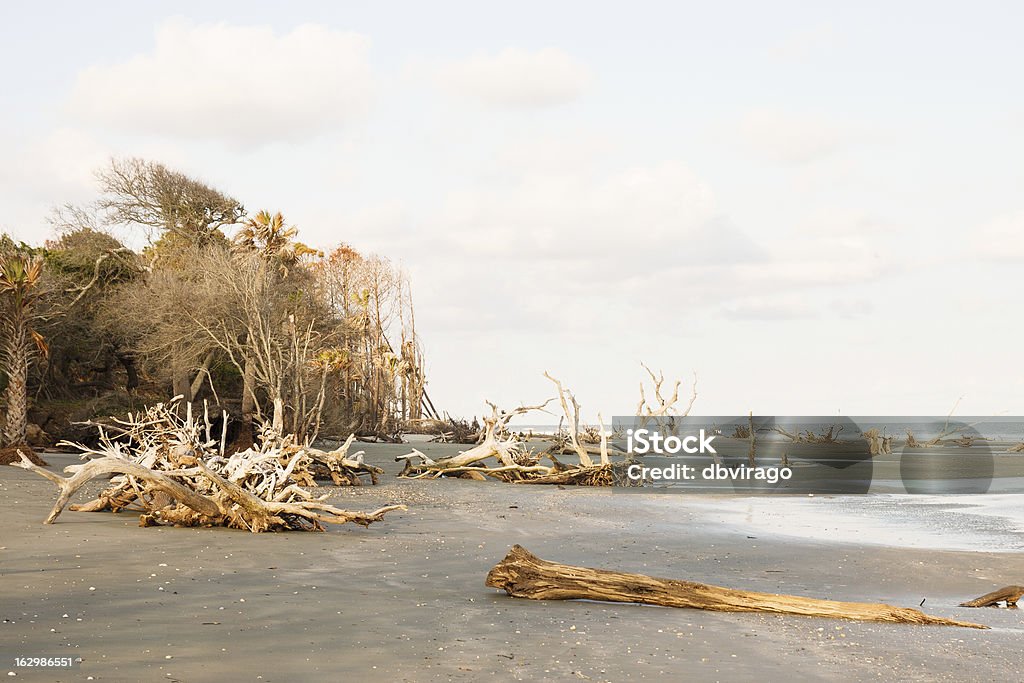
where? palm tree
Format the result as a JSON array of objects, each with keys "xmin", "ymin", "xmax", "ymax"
[
  {"xmin": 233, "ymin": 210, "xmax": 320, "ymax": 274},
  {"xmin": 0, "ymin": 254, "xmax": 47, "ymax": 446}
]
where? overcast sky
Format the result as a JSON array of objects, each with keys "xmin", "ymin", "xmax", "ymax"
[{"xmin": 2, "ymin": 2, "xmax": 1023, "ymax": 421}]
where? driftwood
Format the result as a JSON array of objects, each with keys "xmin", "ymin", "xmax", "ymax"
[
  {"xmin": 636, "ymin": 364, "xmax": 696, "ymax": 427},
  {"xmin": 773, "ymin": 424, "xmax": 845, "ymax": 444},
  {"xmin": 13, "ymin": 450, "xmax": 401, "ymax": 532},
  {"xmin": 486, "ymin": 546, "xmax": 987, "ymax": 629},
  {"xmin": 863, "ymin": 428, "xmax": 893, "ymax": 456},
  {"xmin": 400, "ymin": 366, "xmax": 694, "ymax": 486},
  {"xmin": 959, "ymin": 586, "xmax": 1024, "ymax": 608},
  {"xmin": 544, "ymin": 372, "xmax": 594, "ymax": 467},
  {"xmin": 397, "ymin": 399, "xmax": 555, "ymax": 481},
  {"xmin": 10, "ymin": 400, "xmax": 402, "ymax": 532},
  {"xmin": 306, "ymin": 434, "xmax": 383, "ymax": 485}
]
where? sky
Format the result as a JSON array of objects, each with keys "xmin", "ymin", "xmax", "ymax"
[{"xmin": 2, "ymin": 1, "xmax": 1023, "ymax": 421}]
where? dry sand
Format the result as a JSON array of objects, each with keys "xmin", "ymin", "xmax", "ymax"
[{"xmin": 2, "ymin": 443, "xmax": 1023, "ymax": 682}]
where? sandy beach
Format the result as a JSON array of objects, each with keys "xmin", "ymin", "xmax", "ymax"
[{"xmin": 2, "ymin": 444, "xmax": 1023, "ymax": 682}]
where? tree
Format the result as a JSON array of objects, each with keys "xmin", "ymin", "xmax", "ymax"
[
  {"xmin": 78, "ymin": 158, "xmax": 244, "ymax": 406},
  {"xmin": 93, "ymin": 158, "xmax": 244, "ymax": 246},
  {"xmin": 40, "ymin": 228, "xmax": 142, "ymax": 396},
  {"xmin": 185, "ymin": 247, "xmax": 328, "ymax": 440},
  {"xmin": 230, "ymin": 211, "xmax": 322, "ymax": 440},
  {"xmin": 233, "ymin": 210, "xmax": 320, "ymax": 273},
  {"xmin": 0, "ymin": 253, "xmax": 48, "ymax": 445},
  {"xmin": 312, "ymin": 248, "xmax": 429, "ymax": 435}
]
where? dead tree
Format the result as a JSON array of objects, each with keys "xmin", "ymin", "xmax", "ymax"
[
  {"xmin": 747, "ymin": 411, "xmax": 756, "ymax": 466},
  {"xmin": 913, "ymin": 397, "xmax": 986, "ymax": 448},
  {"xmin": 486, "ymin": 546, "xmax": 987, "ymax": 628},
  {"xmin": 12, "ymin": 401, "xmax": 401, "ymax": 532},
  {"xmin": 395, "ymin": 376, "xmax": 629, "ymax": 485},
  {"xmin": 396, "ymin": 399, "xmax": 554, "ymax": 480},
  {"xmin": 544, "ymin": 372, "xmax": 594, "ymax": 467},
  {"xmin": 305, "ymin": 433, "xmax": 383, "ymax": 485},
  {"xmin": 400, "ymin": 366, "xmax": 691, "ymax": 486},
  {"xmin": 863, "ymin": 428, "xmax": 893, "ymax": 456},
  {"xmin": 636, "ymin": 364, "xmax": 696, "ymax": 426}
]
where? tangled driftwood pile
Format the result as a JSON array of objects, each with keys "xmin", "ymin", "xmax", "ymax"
[
  {"xmin": 13, "ymin": 400, "xmax": 400, "ymax": 532},
  {"xmin": 396, "ymin": 367, "xmax": 692, "ymax": 486}
]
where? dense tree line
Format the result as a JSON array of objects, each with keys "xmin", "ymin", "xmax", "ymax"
[{"xmin": 0, "ymin": 158, "xmax": 430, "ymax": 450}]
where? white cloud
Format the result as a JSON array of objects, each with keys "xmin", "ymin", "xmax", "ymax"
[
  {"xmin": 972, "ymin": 210, "xmax": 1024, "ymax": 261},
  {"xmin": 420, "ymin": 47, "xmax": 591, "ymax": 107},
  {"xmin": 720, "ymin": 295, "xmax": 818, "ymax": 321},
  {"xmin": 67, "ymin": 19, "xmax": 373, "ymax": 146},
  {"xmin": 737, "ymin": 108, "xmax": 842, "ymax": 164},
  {"xmin": 430, "ymin": 161, "xmax": 724, "ymax": 269},
  {"xmin": 329, "ymin": 146, "xmax": 899, "ymax": 338},
  {"xmin": 793, "ymin": 207, "xmax": 891, "ymax": 236},
  {"xmin": 0, "ymin": 127, "xmax": 106, "ymax": 201},
  {"xmin": 770, "ymin": 23, "xmax": 836, "ymax": 61},
  {"xmin": 0, "ymin": 127, "xmax": 112, "ymax": 243}
]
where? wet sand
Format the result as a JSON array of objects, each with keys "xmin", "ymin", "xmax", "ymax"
[{"xmin": 2, "ymin": 444, "xmax": 1023, "ymax": 682}]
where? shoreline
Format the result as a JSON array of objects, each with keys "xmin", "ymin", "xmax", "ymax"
[{"xmin": 3, "ymin": 447, "xmax": 1023, "ymax": 681}]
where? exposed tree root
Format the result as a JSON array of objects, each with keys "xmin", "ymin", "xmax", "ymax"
[
  {"xmin": 14, "ymin": 450, "xmax": 402, "ymax": 532},
  {"xmin": 516, "ymin": 461, "xmax": 637, "ymax": 486},
  {"xmin": 397, "ymin": 399, "xmax": 554, "ymax": 480},
  {"xmin": 10, "ymin": 400, "xmax": 403, "ymax": 532},
  {"xmin": 486, "ymin": 546, "xmax": 988, "ymax": 628},
  {"xmin": 399, "ymin": 366, "xmax": 696, "ymax": 486}
]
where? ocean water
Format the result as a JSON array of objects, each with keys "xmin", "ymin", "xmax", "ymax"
[{"xmin": 688, "ymin": 493, "xmax": 1024, "ymax": 552}]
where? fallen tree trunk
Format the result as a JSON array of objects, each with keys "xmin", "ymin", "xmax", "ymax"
[
  {"xmin": 486, "ymin": 545, "xmax": 987, "ymax": 628},
  {"xmin": 959, "ymin": 586, "xmax": 1024, "ymax": 607},
  {"xmin": 13, "ymin": 449, "xmax": 220, "ymax": 524}
]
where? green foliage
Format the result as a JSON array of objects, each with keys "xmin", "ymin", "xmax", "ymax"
[
  {"xmin": 44, "ymin": 228, "xmax": 140, "ymax": 287},
  {"xmin": 1, "ymin": 157, "xmax": 428, "ymax": 445}
]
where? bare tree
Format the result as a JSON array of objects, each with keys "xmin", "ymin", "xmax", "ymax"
[
  {"xmin": 94, "ymin": 158, "xmax": 244, "ymax": 245},
  {"xmin": 312, "ymin": 246, "xmax": 430, "ymax": 437},
  {"xmin": 185, "ymin": 249, "xmax": 328, "ymax": 441}
]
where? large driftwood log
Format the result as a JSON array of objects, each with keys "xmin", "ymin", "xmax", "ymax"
[
  {"xmin": 486, "ymin": 546, "xmax": 987, "ymax": 628},
  {"xmin": 13, "ymin": 450, "xmax": 220, "ymax": 524},
  {"xmin": 959, "ymin": 586, "xmax": 1024, "ymax": 608}
]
